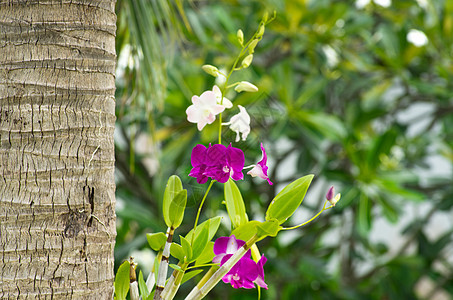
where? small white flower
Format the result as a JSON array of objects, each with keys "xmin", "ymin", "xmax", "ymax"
[
  {"xmin": 186, "ymin": 90, "xmax": 225, "ymax": 131},
  {"xmin": 228, "ymin": 105, "xmax": 251, "ymax": 142},
  {"xmin": 235, "ymin": 81, "xmax": 258, "ymax": 93},
  {"xmin": 212, "ymin": 85, "xmax": 233, "ymax": 109}
]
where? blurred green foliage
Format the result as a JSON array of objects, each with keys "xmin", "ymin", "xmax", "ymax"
[{"xmin": 114, "ymin": 0, "xmax": 453, "ymax": 299}]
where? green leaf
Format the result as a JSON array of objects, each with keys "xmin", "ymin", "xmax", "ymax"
[
  {"xmin": 163, "ymin": 175, "xmax": 186, "ymax": 228},
  {"xmin": 185, "ymin": 216, "xmax": 222, "ymax": 243},
  {"xmin": 138, "ymin": 271, "xmax": 149, "ymax": 299},
  {"xmin": 146, "ymin": 232, "xmax": 167, "ymax": 251},
  {"xmin": 190, "ymin": 221, "xmax": 210, "ymax": 262},
  {"xmin": 256, "ymin": 219, "xmax": 281, "ymax": 237},
  {"xmin": 231, "ymin": 221, "xmax": 259, "ymax": 242},
  {"xmin": 195, "ymin": 241, "xmax": 215, "ymax": 266},
  {"xmin": 224, "ymin": 179, "xmax": 249, "ymax": 228},
  {"xmin": 169, "ymin": 264, "xmax": 183, "ymax": 272},
  {"xmin": 180, "ymin": 236, "xmax": 192, "ymax": 261},
  {"xmin": 266, "ymin": 175, "xmax": 314, "ymax": 224},
  {"xmin": 170, "ymin": 242, "xmax": 185, "ymax": 261},
  {"xmin": 168, "ymin": 190, "xmax": 187, "ymax": 228},
  {"xmin": 114, "ymin": 260, "xmax": 130, "ymax": 300},
  {"xmin": 181, "ymin": 269, "xmax": 204, "ymax": 285},
  {"xmin": 232, "ymin": 220, "xmax": 282, "ymax": 243}
]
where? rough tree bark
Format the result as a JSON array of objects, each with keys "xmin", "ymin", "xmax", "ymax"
[{"xmin": 0, "ymin": 1, "xmax": 117, "ymax": 298}]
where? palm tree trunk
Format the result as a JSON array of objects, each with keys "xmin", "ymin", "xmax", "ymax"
[{"xmin": 0, "ymin": 1, "xmax": 117, "ymax": 298}]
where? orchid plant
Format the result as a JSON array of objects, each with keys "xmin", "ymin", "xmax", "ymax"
[{"xmin": 114, "ymin": 12, "xmax": 341, "ymax": 300}]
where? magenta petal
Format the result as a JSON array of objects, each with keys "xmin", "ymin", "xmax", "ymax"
[
  {"xmin": 220, "ymin": 253, "xmax": 234, "ymax": 266},
  {"xmin": 227, "ymin": 144, "xmax": 245, "ymax": 172},
  {"xmin": 254, "ymin": 255, "xmax": 268, "ymax": 289},
  {"xmin": 326, "ymin": 186, "xmax": 335, "ymax": 201},
  {"xmin": 191, "ymin": 144, "xmax": 207, "ymax": 167},
  {"xmin": 188, "ymin": 166, "xmax": 208, "ymax": 184},
  {"xmin": 240, "ymin": 257, "xmax": 259, "ymax": 282},
  {"xmin": 212, "ymin": 253, "xmax": 226, "ymax": 264},
  {"xmin": 258, "ymin": 143, "xmax": 268, "ymax": 165},
  {"xmin": 214, "ymin": 236, "xmax": 236, "ymax": 255},
  {"xmin": 206, "ymin": 144, "xmax": 227, "ymax": 166}
]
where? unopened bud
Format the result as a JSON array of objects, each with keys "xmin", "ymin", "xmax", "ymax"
[
  {"xmin": 235, "ymin": 81, "xmax": 258, "ymax": 93},
  {"xmin": 256, "ymin": 24, "xmax": 265, "ymax": 38},
  {"xmin": 237, "ymin": 29, "xmax": 244, "ymax": 45},
  {"xmin": 241, "ymin": 54, "xmax": 253, "ymax": 68},
  {"xmin": 263, "ymin": 12, "xmax": 269, "ymax": 23},
  {"xmin": 202, "ymin": 64, "xmax": 219, "ymax": 77},
  {"xmin": 248, "ymin": 39, "xmax": 259, "ymax": 54},
  {"xmin": 326, "ymin": 186, "xmax": 341, "ymax": 206}
]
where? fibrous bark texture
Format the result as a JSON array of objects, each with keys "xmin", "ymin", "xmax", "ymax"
[{"xmin": 0, "ymin": 1, "xmax": 117, "ymax": 298}]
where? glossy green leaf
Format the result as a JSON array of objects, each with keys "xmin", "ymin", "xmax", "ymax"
[
  {"xmin": 224, "ymin": 179, "xmax": 249, "ymax": 228},
  {"xmin": 168, "ymin": 190, "xmax": 187, "ymax": 228},
  {"xmin": 170, "ymin": 242, "xmax": 185, "ymax": 261},
  {"xmin": 138, "ymin": 271, "xmax": 149, "ymax": 299},
  {"xmin": 231, "ymin": 221, "xmax": 259, "ymax": 242},
  {"xmin": 232, "ymin": 219, "xmax": 282, "ymax": 243},
  {"xmin": 266, "ymin": 175, "xmax": 314, "ymax": 224},
  {"xmin": 195, "ymin": 241, "xmax": 215, "ymax": 266},
  {"xmin": 146, "ymin": 232, "xmax": 167, "ymax": 251},
  {"xmin": 114, "ymin": 260, "xmax": 130, "ymax": 300},
  {"xmin": 169, "ymin": 264, "xmax": 183, "ymax": 272},
  {"xmin": 256, "ymin": 219, "xmax": 281, "ymax": 237},
  {"xmin": 190, "ymin": 221, "xmax": 210, "ymax": 262},
  {"xmin": 163, "ymin": 175, "xmax": 186, "ymax": 228},
  {"xmin": 180, "ymin": 236, "xmax": 192, "ymax": 261},
  {"xmin": 181, "ymin": 269, "xmax": 204, "ymax": 285},
  {"xmin": 185, "ymin": 216, "xmax": 222, "ymax": 243}
]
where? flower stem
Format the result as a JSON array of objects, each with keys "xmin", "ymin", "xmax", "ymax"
[
  {"xmin": 281, "ymin": 201, "xmax": 333, "ymax": 231},
  {"xmin": 192, "ymin": 180, "xmax": 215, "ymax": 245}
]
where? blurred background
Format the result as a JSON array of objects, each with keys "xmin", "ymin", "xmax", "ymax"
[{"xmin": 113, "ymin": 0, "xmax": 453, "ymax": 299}]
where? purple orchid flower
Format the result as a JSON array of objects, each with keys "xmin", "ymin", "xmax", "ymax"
[
  {"xmin": 213, "ymin": 235, "xmax": 268, "ymax": 290},
  {"xmin": 188, "ymin": 144, "xmax": 209, "ymax": 184},
  {"xmin": 189, "ymin": 144, "xmax": 244, "ymax": 184},
  {"xmin": 213, "ymin": 235, "xmax": 250, "ymax": 264},
  {"xmin": 254, "ymin": 255, "xmax": 268, "ymax": 289},
  {"xmin": 247, "ymin": 143, "xmax": 273, "ymax": 185},
  {"xmin": 221, "ymin": 255, "xmax": 259, "ymax": 289}
]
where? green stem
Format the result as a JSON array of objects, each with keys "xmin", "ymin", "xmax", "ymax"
[
  {"xmin": 281, "ymin": 201, "xmax": 332, "ymax": 231},
  {"xmin": 217, "ymin": 26, "xmax": 263, "ymax": 144},
  {"xmin": 192, "ymin": 180, "xmax": 215, "ymax": 245}
]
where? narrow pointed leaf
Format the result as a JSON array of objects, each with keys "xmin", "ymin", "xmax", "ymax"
[
  {"xmin": 224, "ymin": 179, "xmax": 248, "ymax": 228},
  {"xmin": 181, "ymin": 269, "xmax": 204, "ymax": 285},
  {"xmin": 195, "ymin": 241, "xmax": 215, "ymax": 266},
  {"xmin": 185, "ymin": 216, "xmax": 222, "ymax": 242},
  {"xmin": 138, "ymin": 271, "xmax": 150, "ymax": 299},
  {"xmin": 266, "ymin": 175, "xmax": 314, "ymax": 224},
  {"xmin": 169, "ymin": 264, "xmax": 184, "ymax": 272},
  {"xmin": 190, "ymin": 221, "xmax": 210, "ymax": 262},
  {"xmin": 180, "ymin": 236, "xmax": 192, "ymax": 261}
]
